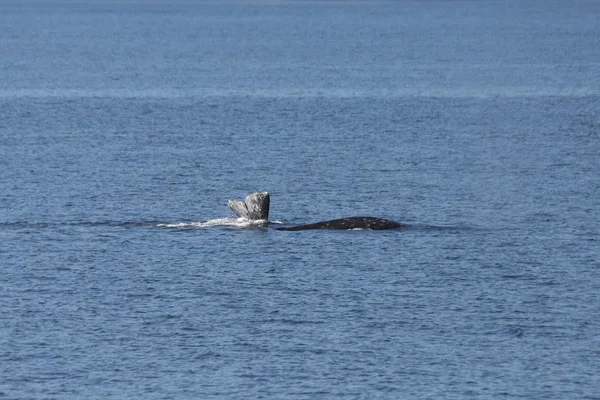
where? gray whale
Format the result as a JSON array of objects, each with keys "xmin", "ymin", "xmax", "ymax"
[
  {"xmin": 228, "ymin": 191, "xmax": 270, "ymax": 221},
  {"xmin": 276, "ymin": 216, "xmax": 406, "ymax": 230},
  {"xmin": 228, "ymin": 191, "xmax": 406, "ymax": 230}
]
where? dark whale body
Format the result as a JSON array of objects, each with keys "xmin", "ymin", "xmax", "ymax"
[
  {"xmin": 277, "ymin": 217, "xmax": 406, "ymax": 231},
  {"xmin": 228, "ymin": 191, "xmax": 406, "ymax": 231}
]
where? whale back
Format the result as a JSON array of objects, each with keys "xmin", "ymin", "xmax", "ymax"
[
  {"xmin": 228, "ymin": 191, "xmax": 270, "ymax": 220},
  {"xmin": 277, "ymin": 216, "xmax": 406, "ymax": 231},
  {"xmin": 227, "ymin": 192, "xmax": 405, "ymax": 230}
]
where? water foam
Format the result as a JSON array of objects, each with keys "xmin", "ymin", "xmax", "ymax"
[{"xmin": 156, "ymin": 218, "xmax": 267, "ymax": 229}]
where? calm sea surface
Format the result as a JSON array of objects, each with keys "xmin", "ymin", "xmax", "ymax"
[{"xmin": 1, "ymin": 1, "xmax": 599, "ymax": 398}]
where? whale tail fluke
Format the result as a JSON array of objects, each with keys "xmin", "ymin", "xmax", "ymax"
[
  {"xmin": 228, "ymin": 191, "xmax": 270, "ymax": 220},
  {"xmin": 227, "ymin": 199, "xmax": 250, "ymax": 219}
]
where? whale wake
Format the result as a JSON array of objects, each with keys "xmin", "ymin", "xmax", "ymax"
[{"xmin": 156, "ymin": 218, "xmax": 267, "ymax": 229}]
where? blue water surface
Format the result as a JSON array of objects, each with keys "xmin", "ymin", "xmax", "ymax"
[{"xmin": 1, "ymin": 1, "xmax": 599, "ymax": 398}]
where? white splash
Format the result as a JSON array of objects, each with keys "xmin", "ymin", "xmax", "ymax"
[{"xmin": 157, "ymin": 218, "xmax": 267, "ymax": 229}]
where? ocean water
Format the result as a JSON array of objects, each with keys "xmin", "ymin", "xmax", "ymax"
[{"xmin": 1, "ymin": 1, "xmax": 599, "ymax": 398}]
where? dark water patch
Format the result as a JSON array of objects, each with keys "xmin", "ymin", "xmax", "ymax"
[
  {"xmin": 509, "ymin": 327, "xmax": 525, "ymax": 337},
  {"xmin": 260, "ymin": 318, "xmax": 325, "ymax": 326},
  {"xmin": 502, "ymin": 274, "xmax": 537, "ymax": 280}
]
